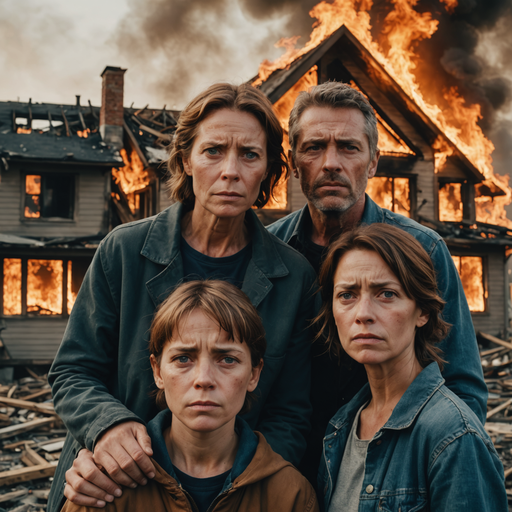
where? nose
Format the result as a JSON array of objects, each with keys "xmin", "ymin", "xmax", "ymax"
[
  {"xmin": 193, "ymin": 358, "xmax": 216, "ymax": 390},
  {"xmin": 322, "ymin": 143, "xmax": 341, "ymax": 173},
  {"xmin": 221, "ymin": 150, "xmax": 240, "ymax": 181},
  {"xmin": 355, "ymin": 294, "xmax": 375, "ymax": 325}
]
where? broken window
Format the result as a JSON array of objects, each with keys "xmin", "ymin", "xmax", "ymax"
[
  {"xmin": 439, "ymin": 182, "xmax": 463, "ymax": 222},
  {"xmin": 366, "ymin": 177, "xmax": 411, "ymax": 218},
  {"xmin": 451, "ymin": 256, "xmax": 486, "ymax": 312},
  {"xmin": 1, "ymin": 257, "xmax": 90, "ymax": 316},
  {"xmin": 24, "ymin": 173, "xmax": 75, "ymax": 219}
]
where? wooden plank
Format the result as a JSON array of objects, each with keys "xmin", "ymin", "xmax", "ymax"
[
  {"xmin": 478, "ymin": 332, "xmax": 512, "ymax": 351},
  {"xmin": 0, "ymin": 489, "xmax": 28, "ymax": 504},
  {"xmin": 22, "ymin": 388, "xmax": 52, "ymax": 401},
  {"xmin": 0, "ymin": 462, "xmax": 56, "ymax": 486},
  {"xmin": 40, "ymin": 439, "xmax": 65, "ymax": 452},
  {"xmin": 487, "ymin": 398, "xmax": 512, "ymax": 419},
  {"xmin": 0, "ymin": 417, "xmax": 55, "ymax": 440},
  {"xmin": 22, "ymin": 444, "xmax": 48, "ymax": 466},
  {"xmin": 0, "ymin": 397, "xmax": 55, "ymax": 415}
]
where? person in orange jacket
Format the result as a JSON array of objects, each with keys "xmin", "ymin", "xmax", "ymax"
[{"xmin": 62, "ymin": 280, "xmax": 318, "ymax": 512}]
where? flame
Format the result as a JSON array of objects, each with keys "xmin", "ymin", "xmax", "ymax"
[
  {"xmin": 77, "ymin": 128, "xmax": 90, "ymax": 138},
  {"xmin": 367, "ymin": 176, "xmax": 410, "ymax": 217},
  {"xmin": 432, "ymin": 135, "xmax": 454, "ymax": 173},
  {"xmin": 255, "ymin": 0, "xmax": 511, "ymax": 227},
  {"xmin": 112, "ymin": 148, "xmax": 150, "ymax": 213},
  {"xmin": 67, "ymin": 261, "xmax": 77, "ymax": 314},
  {"xmin": 3, "ymin": 259, "xmax": 22, "ymax": 315},
  {"xmin": 27, "ymin": 260, "xmax": 63, "ymax": 315},
  {"xmin": 16, "ymin": 127, "xmax": 32, "ymax": 134},
  {"xmin": 452, "ymin": 255, "xmax": 485, "ymax": 312},
  {"xmin": 439, "ymin": 182, "xmax": 463, "ymax": 222}
]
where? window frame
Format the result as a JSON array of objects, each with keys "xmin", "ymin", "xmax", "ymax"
[
  {"xmin": 21, "ymin": 171, "xmax": 78, "ymax": 223},
  {"xmin": 368, "ymin": 171, "xmax": 417, "ymax": 220}
]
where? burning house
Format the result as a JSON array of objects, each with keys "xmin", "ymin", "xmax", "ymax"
[
  {"xmin": 251, "ymin": 3, "xmax": 512, "ymax": 339},
  {"xmin": 0, "ymin": 67, "xmax": 173, "ymax": 363}
]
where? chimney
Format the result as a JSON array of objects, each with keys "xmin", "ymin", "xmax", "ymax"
[{"xmin": 100, "ymin": 66, "xmax": 126, "ymax": 150}]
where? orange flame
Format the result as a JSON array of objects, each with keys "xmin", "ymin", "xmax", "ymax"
[
  {"xmin": 452, "ymin": 255, "xmax": 485, "ymax": 312},
  {"xmin": 26, "ymin": 260, "xmax": 63, "ymax": 315},
  {"xmin": 367, "ymin": 176, "xmax": 411, "ymax": 217},
  {"xmin": 67, "ymin": 261, "xmax": 77, "ymax": 314},
  {"xmin": 77, "ymin": 128, "xmax": 91, "ymax": 138},
  {"xmin": 3, "ymin": 259, "xmax": 22, "ymax": 316},
  {"xmin": 439, "ymin": 183, "xmax": 463, "ymax": 222},
  {"xmin": 255, "ymin": 0, "xmax": 511, "ymax": 227},
  {"xmin": 112, "ymin": 148, "xmax": 150, "ymax": 213},
  {"xmin": 16, "ymin": 127, "xmax": 32, "ymax": 134}
]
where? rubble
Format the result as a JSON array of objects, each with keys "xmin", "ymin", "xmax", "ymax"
[{"xmin": 3, "ymin": 335, "xmax": 512, "ymax": 509}]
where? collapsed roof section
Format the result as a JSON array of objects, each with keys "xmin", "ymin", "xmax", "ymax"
[{"xmin": 0, "ymin": 100, "xmax": 122, "ymax": 166}]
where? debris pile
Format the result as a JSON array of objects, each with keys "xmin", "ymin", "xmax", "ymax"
[{"xmin": 0, "ymin": 369, "xmax": 65, "ymax": 511}]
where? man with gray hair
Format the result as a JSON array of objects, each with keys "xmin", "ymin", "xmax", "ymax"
[{"xmin": 267, "ymin": 81, "xmax": 487, "ymax": 482}]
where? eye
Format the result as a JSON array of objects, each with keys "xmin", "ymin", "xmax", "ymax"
[
  {"xmin": 306, "ymin": 145, "xmax": 321, "ymax": 152},
  {"xmin": 338, "ymin": 292, "xmax": 353, "ymax": 300},
  {"xmin": 245, "ymin": 151, "xmax": 258, "ymax": 160},
  {"xmin": 206, "ymin": 147, "xmax": 219, "ymax": 156},
  {"xmin": 174, "ymin": 355, "xmax": 190, "ymax": 364},
  {"xmin": 344, "ymin": 144, "xmax": 359, "ymax": 151},
  {"xmin": 222, "ymin": 356, "xmax": 237, "ymax": 364},
  {"xmin": 382, "ymin": 290, "xmax": 396, "ymax": 299}
]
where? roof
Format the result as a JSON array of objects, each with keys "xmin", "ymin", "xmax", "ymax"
[
  {"xmin": 0, "ymin": 101, "xmax": 123, "ymax": 165},
  {"xmin": 256, "ymin": 25, "xmax": 485, "ymax": 183}
]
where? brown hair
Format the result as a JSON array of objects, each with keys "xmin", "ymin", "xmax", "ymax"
[
  {"xmin": 166, "ymin": 82, "xmax": 288, "ymax": 208},
  {"xmin": 149, "ymin": 279, "xmax": 266, "ymax": 413},
  {"xmin": 288, "ymin": 81, "xmax": 379, "ymax": 159},
  {"xmin": 316, "ymin": 223, "xmax": 449, "ymax": 368}
]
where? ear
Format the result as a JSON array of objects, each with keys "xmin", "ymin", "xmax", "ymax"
[
  {"xmin": 367, "ymin": 148, "xmax": 380, "ymax": 180},
  {"xmin": 150, "ymin": 354, "xmax": 164, "ymax": 390},
  {"xmin": 247, "ymin": 359, "xmax": 264, "ymax": 393},
  {"xmin": 183, "ymin": 156, "xmax": 193, "ymax": 177},
  {"xmin": 416, "ymin": 310, "xmax": 429, "ymax": 329},
  {"xmin": 288, "ymin": 149, "xmax": 299, "ymax": 179}
]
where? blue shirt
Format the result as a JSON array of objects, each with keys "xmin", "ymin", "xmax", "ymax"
[{"xmin": 318, "ymin": 363, "xmax": 507, "ymax": 512}]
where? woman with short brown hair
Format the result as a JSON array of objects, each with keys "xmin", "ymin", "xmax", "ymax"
[{"xmin": 317, "ymin": 223, "xmax": 507, "ymax": 512}]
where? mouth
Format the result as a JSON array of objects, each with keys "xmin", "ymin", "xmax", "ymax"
[
  {"xmin": 215, "ymin": 191, "xmax": 243, "ymax": 198},
  {"xmin": 316, "ymin": 182, "xmax": 349, "ymax": 191},
  {"xmin": 352, "ymin": 334, "xmax": 384, "ymax": 344},
  {"xmin": 189, "ymin": 401, "xmax": 220, "ymax": 410}
]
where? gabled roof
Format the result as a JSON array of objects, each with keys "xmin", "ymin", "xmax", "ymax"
[
  {"xmin": 0, "ymin": 101, "xmax": 122, "ymax": 165},
  {"xmin": 257, "ymin": 25, "xmax": 485, "ymax": 182}
]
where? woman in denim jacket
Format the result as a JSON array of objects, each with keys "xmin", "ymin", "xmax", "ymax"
[{"xmin": 316, "ymin": 223, "xmax": 507, "ymax": 512}]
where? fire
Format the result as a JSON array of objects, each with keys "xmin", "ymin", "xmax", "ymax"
[
  {"xmin": 112, "ymin": 148, "xmax": 150, "ymax": 213},
  {"xmin": 24, "ymin": 175, "xmax": 41, "ymax": 218},
  {"xmin": 432, "ymin": 136, "xmax": 454, "ymax": 173},
  {"xmin": 367, "ymin": 176, "xmax": 410, "ymax": 217},
  {"xmin": 16, "ymin": 127, "xmax": 32, "ymax": 134},
  {"xmin": 67, "ymin": 261, "xmax": 77, "ymax": 314},
  {"xmin": 27, "ymin": 260, "xmax": 63, "ymax": 316},
  {"xmin": 451, "ymin": 255, "xmax": 485, "ymax": 312},
  {"xmin": 3, "ymin": 259, "xmax": 22, "ymax": 316},
  {"xmin": 438, "ymin": 183, "xmax": 463, "ymax": 222},
  {"xmin": 77, "ymin": 128, "xmax": 91, "ymax": 138},
  {"xmin": 255, "ymin": 0, "xmax": 511, "ymax": 227}
]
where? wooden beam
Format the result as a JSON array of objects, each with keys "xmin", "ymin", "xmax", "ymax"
[
  {"xmin": 0, "ymin": 489, "xmax": 28, "ymax": 504},
  {"xmin": 21, "ymin": 444, "xmax": 48, "ymax": 466},
  {"xmin": 138, "ymin": 123, "xmax": 172, "ymax": 141},
  {"xmin": 487, "ymin": 398, "xmax": 512, "ymax": 420},
  {"xmin": 0, "ymin": 462, "xmax": 56, "ymax": 487},
  {"xmin": 60, "ymin": 107, "xmax": 71, "ymax": 137},
  {"xmin": 478, "ymin": 332, "xmax": 512, "ymax": 351},
  {"xmin": 0, "ymin": 397, "xmax": 55, "ymax": 415},
  {"xmin": 0, "ymin": 417, "xmax": 56, "ymax": 440},
  {"xmin": 22, "ymin": 388, "xmax": 52, "ymax": 401}
]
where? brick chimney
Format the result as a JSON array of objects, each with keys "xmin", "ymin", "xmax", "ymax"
[{"xmin": 100, "ymin": 66, "xmax": 126, "ymax": 150}]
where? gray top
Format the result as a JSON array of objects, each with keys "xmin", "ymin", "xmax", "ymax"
[{"xmin": 328, "ymin": 403, "xmax": 369, "ymax": 512}]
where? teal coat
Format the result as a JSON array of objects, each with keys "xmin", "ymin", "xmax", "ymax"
[{"xmin": 48, "ymin": 203, "xmax": 317, "ymax": 512}]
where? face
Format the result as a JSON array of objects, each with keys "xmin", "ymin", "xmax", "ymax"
[
  {"xmin": 151, "ymin": 309, "xmax": 262, "ymax": 435},
  {"xmin": 183, "ymin": 109, "xmax": 268, "ymax": 219},
  {"xmin": 291, "ymin": 107, "xmax": 379, "ymax": 215},
  {"xmin": 332, "ymin": 249, "xmax": 428, "ymax": 369}
]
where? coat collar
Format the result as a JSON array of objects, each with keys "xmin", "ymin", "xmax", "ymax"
[
  {"xmin": 142, "ymin": 203, "xmax": 289, "ymax": 308},
  {"xmin": 329, "ymin": 363, "xmax": 445, "ymax": 432}
]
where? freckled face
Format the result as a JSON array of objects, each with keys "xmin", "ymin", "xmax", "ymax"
[
  {"xmin": 183, "ymin": 109, "xmax": 269, "ymax": 220},
  {"xmin": 332, "ymin": 249, "xmax": 428, "ymax": 369},
  {"xmin": 292, "ymin": 107, "xmax": 378, "ymax": 214},
  {"xmin": 151, "ymin": 309, "xmax": 262, "ymax": 434}
]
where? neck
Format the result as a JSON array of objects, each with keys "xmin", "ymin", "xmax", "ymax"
[
  {"xmin": 358, "ymin": 352, "xmax": 422, "ymax": 440},
  {"xmin": 308, "ymin": 195, "xmax": 366, "ymax": 247},
  {"xmin": 166, "ymin": 418, "xmax": 239, "ymax": 478},
  {"xmin": 181, "ymin": 205, "xmax": 249, "ymax": 257}
]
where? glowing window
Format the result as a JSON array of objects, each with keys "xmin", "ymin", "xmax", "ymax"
[
  {"xmin": 24, "ymin": 173, "xmax": 75, "ymax": 219},
  {"xmin": 1, "ymin": 258, "xmax": 90, "ymax": 316},
  {"xmin": 439, "ymin": 183, "xmax": 463, "ymax": 222},
  {"xmin": 451, "ymin": 256, "xmax": 486, "ymax": 312},
  {"xmin": 366, "ymin": 177, "xmax": 410, "ymax": 218}
]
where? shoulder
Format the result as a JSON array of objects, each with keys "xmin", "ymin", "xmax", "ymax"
[
  {"xmin": 376, "ymin": 209, "xmax": 442, "ymax": 256},
  {"xmin": 266, "ymin": 209, "xmax": 303, "ymax": 241}
]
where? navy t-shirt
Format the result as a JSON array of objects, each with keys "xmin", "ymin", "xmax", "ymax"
[
  {"xmin": 173, "ymin": 465, "xmax": 230, "ymax": 512},
  {"xmin": 181, "ymin": 236, "xmax": 252, "ymax": 289}
]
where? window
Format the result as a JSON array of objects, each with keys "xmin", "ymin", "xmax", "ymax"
[
  {"xmin": 24, "ymin": 173, "xmax": 75, "ymax": 219},
  {"xmin": 451, "ymin": 256, "xmax": 487, "ymax": 313},
  {"xmin": 366, "ymin": 177, "xmax": 411, "ymax": 218},
  {"xmin": 439, "ymin": 182, "xmax": 463, "ymax": 222},
  {"xmin": 1, "ymin": 257, "xmax": 90, "ymax": 316}
]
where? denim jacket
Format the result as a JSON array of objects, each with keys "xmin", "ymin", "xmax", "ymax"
[
  {"xmin": 318, "ymin": 363, "xmax": 507, "ymax": 512},
  {"xmin": 268, "ymin": 196, "xmax": 487, "ymax": 424},
  {"xmin": 48, "ymin": 203, "xmax": 317, "ymax": 512}
]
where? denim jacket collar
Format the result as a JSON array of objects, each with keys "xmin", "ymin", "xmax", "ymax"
[
  {"xmin": 360, "ymin": 195, "xmax": 385, "ymax": 225},
  {"xmin": 329, "ymin": 363, "xmax": 445, "ymax": 432},
  {"xmin": 140, "ymin": 202, "xmax": 288, "ymax": 279}
]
